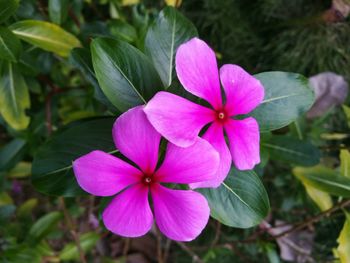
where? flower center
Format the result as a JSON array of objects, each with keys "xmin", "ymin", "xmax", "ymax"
[
  {"xmin": 216, "ymin": 109, "xmax": 228, "ymax": 123},
  {"xmin": 218, "ymin": 112, "xmax": 225, "ymax": 119},
  {"xmin": 142, "ymin": 174, "xmax": 154, "ymax": 185}
]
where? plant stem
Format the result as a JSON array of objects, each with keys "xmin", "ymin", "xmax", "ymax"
[{"xmin": 59, "ymin": 197, "xmax": 87, "ymax": 263}]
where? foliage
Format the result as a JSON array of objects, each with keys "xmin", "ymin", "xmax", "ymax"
[{"xmin": 0, "ymin": 0, "xmax": 349, "ymax": 262}]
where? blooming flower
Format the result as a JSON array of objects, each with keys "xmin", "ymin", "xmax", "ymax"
[
  {"xmin": 73, "ymin": 106, "xmax": 219, "ymax": 241},
  {"xmin": 144, "ymin": 37, "xmax": 265, "ymax": 188}
]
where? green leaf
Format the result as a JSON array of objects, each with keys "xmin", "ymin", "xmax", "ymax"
[
  {"xmin": 0, "ymin": 138, "xmax": 26, "ymax": 171},
  {"xmin": 17, "ymin": 198, "xmax": 38, "ymax": 218},
  {"xmin": 59, "ymin": 232, "xmax": 100, "ymax": 260},
  {"xmin": 49, "ymin": 0, "xmax": 69, "ymax": 25},
  {"xmin": 144, "ymin": 7, "xmax": 197, "ymax": 87},
  {"xmin": 250, "ymin": 72, "xmax": 314, "ymax": 132},
  {"xmin": 32, "ymin": 118, "xmax": 116, "ymax": 196},
  {"xmin": 340, "ymin": 149, "xmax": 350, "ymax": 178},
  {"xmin": 91, "ymin": 37, "xmax": 163, "ymax": 112},
  {"xmin": 342, "ymin": 105, "xmax": 350, "ymax": 128},
  {"xmin": 0, "ymin": 0, "xmax": 19, "ymax": 23},
  {"xmin": 337, "ymin": 212, "xmax": 350, "ymax": 263},
  {"xmin": 293, "ymin": 166, "xmax": 350, "ymax": 198},
  {"xmin": 8, "ymin": 161, "xmax": 32, "ymax": 178},
  {"xmin": 0, "ymin": 61, "xmax": 30, "ymax": 130},
  {"xmin": 199, "ymin": 168, "xmax": 270, "ymax": 228},
  {"xmin": 302, "ymin": 182, "xmax": 332, "ymax": 211},
  {"xmin": 261, "ymin": 135, "xmax": 320, "ymax": 166},
  {"xmin": 69, "ymin": 48, "xmax": 116, "ymax": 110},
  {"xmin": 28, "ymin": 211, "xmax": 63, "ymax": 243},
  {"xmin": 108, "ymin": 19, "xmax": 138, "ymax": 43},
  {"xmin": 0, "ymin": 26, "xmax": 22, "ymax": 62},
  {"xmin": 9, "ymin": 20, "xmax": 81, "ymax": 57}
]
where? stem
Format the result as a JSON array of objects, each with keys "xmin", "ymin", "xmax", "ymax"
[
  {"xmin": 156, "ymin": 228, "xmax": 164, "ymax": 263},
  {"xmin": 175, "ymin": 242, "xmax": 204, "ymax": 263},
  {"xmin": 59, "ymin": 197, "xmax": 87, "ymax": 263},
  {"xmin": 271, "ymin": 199, "xmax": 350, "ymax": 239}
]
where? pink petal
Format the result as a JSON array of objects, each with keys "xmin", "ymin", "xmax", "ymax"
[
  {"xmin": 151, "ymin": 184, "xmax": 210, "ymax": 241},
  {"xmin": 220, "ymin": 64, "xmax": 264, "ymax": 116},
  {"xmin": 102, "ymin": 183, "xmax": 153, "ymax": 237},
  {"xmin": 144, "ymin": 91, "xmax": 214, "ymax": 147},
  {"xmin": 225, "ymin": 118, "xmax": 260, "ymax": 170},
  {"xmin": 190, "ymin": 122, "xmax": 231, "ymax": 188},
  {"xmin": 175, "ymin": 38, "xmax": 222, "ymax": 109},
  {"xmin": 73, "ymin": 150, "xmax": 142, "ymax": 196},
  {"xmin": 155, "ymin": 138, "xmax": 219, "ymax": 184},
  {"xmin": 113, "ymin": 106, "xmax": 161, "ymax": 173}
]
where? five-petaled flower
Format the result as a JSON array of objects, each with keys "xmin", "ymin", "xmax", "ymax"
[
  {"xmin": 144, "ymin": 37, "xmax": 265, "ymax": 188},
  {"xmin": 73, "ymin": 106, "xmax": 219, "ymax": 241}
]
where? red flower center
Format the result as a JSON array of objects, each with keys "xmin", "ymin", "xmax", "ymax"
[
  {"xmin": 142, "ymin": 174, "xmax": 154, "ymax": 185},
  {"xmin": 215, "ymin": 109, "xmax": 229, "ymax": 124}
]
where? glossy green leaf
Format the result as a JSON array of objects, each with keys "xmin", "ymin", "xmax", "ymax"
[
  {"xmin": 0, "ymin": 62, "xmax": 30, "ymax": 130},
  {"xmin": 0, "ymin": 138, "xmax": 26, "ymax": 171},
  {"xmin": 199, "ymin": 168, "xmax": 270, "ymax": 228},
  {"xmin": 337, "ymin": 212, "xmax": 350, "ymax": 263},
  {"xmin": 0, "ymin": 27, "xmax": 22, "ymax": 62},
  {"xmin": 32, "ymin": 118, "xmax": 116, "ymax": 196},
  {"xmin": 262, "ymin": 135, "xmax": 320, "ymax": 166},
  {"xmin": 69, "ymin": 48, "xmax": 116, "ymax": 110},
  {"xmin": 91, "ymin": 37, "xmax": 163, "ymax": 112},
  {"xmin": 59, "ymin": 232, "xmax": 100, "ymax": 260},
  {"xmin": 340, "ymin": 149, "xmax": 350, "ymax": 178},
  {"xmin": 144, "ymin": 7, "xmax": 197, "ymax": 87},
  {"xmin": 108, "ymin": 19, "xmax": 137, "ymax": 43},
  {"xmin": 0, "ymin": 0, "xmax": 19, "ymax": 23},
  {"xmin": 9, "ymin": 20, "xmax": 81, "ymax": 57},
  {"xmin": 293, "ymin": 166, "xmax": 350, "ymax": 198},
  {"xmin": 49, "ymin": 0, "xmax": 69, "ymax": 25},
  {"xmin": 250, "ymin": 72, "xmax": 314, "ymax": 132},
  {"xmin": 28, "ymin": 211, "xmax": 63, "ymax": 243}
]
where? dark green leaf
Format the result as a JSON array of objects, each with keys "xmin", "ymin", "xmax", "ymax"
[
  {"xmin": 262, "ymin": 135, "xmax": 320, "ymax": 166},
  {"xmin": 250, "ymin": 72, "xmax": 314, "ymax": 132},
  {"xmin": 0, "ymin": 61, "xmax": 30, "ymax": 130},
  {"xmin": 32, "ymin": 118, "xmax": 116, "ymax": 196},
  {"xmin": 91, "ymin": 37, "xmax": 163, "ymax": 112},
  {"xmin": 0, "ymin": 26, "xmax": 22, "ymax": 62},
  {"xmin": 28, "ymin": 211, "xmax": 63, "ymax": 243},
  {"xmin": 145, "ymin": 7, "xmax": 197, "ymax": 87},
  {"xmin": 199, "ymin": 167, "xmax": 270, "ymax": 228},
  {"xmin": 9, "ymin": 20, "xmax": 81, "ymax": 57},
  {"xmin": 0, "ymin": 0, "xmax": 19, "ymax": 23},
  {"xmin": 108, "ymin": 19, "xmax": 137, "ymax": 43},
  {"xmin": 69, "ymin": 48, "xmax": 117, "ymax": 110},
  {"xmin": 0, "ymin": 138, "xmax": 26, "ymax": 171},
  {"xmin": 293, "ymin": 166, "xmax": 350, "ymax": 197},
  {"xmin": 48, "ymin": 0, "xmax": 69, "ymax": 25}
]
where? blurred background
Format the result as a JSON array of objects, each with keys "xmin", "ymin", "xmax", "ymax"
[{"xmin": 1, "ymin": 0, "xmax": 350, "ymax": 262}]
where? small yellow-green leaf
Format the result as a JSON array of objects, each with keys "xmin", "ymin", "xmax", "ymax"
[
  {"xmin": 0, "ymin": 192, "xmax": 13, "ymax": 206},
  {"xmin": 340, "ymin": 149, "xmax": 350, "ymax": 178},
  {"xmin": 337, "ymin": 212, "xmax": 350, "ymax": 263},
  {"xmin": 17, "ymin": 198, "xmax": 38, "ymax": 218},
  {"xmin": 304, "ymin": 183, "xmax": 333, "ymax": 211},
  {"xmin": 8, "ymin": 161, "xmax": 32, "ymax": 178},
  {"xmin": 121, "ymin": 0, "xmax": 139, "ymax": 6},
  {"xmin": 9, "ymin": 20, "xmax": 81, "ymax": 57},
  {"xmin": 165, "ymin": 0, "xmax": 182, "ymax": 7},
  {"xmin": 0, "ymin": 62, "xmax": 30, "ymax": 130},
  {"xmin": 59, "ymin": 232, "xmax": 100, "ymax": 260},
  {"xmin": 342, "ymin": 105, "xmax": 350, "ymax": 128}
]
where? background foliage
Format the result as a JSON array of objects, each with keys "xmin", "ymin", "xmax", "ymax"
[{"xmin": 0, "ymin": 0, "xmax": 349, "ymax": 262}]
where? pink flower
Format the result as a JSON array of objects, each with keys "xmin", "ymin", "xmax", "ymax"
[
  {"xmin": 144, "ymin": 38, "xmax": 265, "ymax": 188},
  {"xmin": 73, "ymin": 106, "xmax": 219, "ymax": 241}
]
